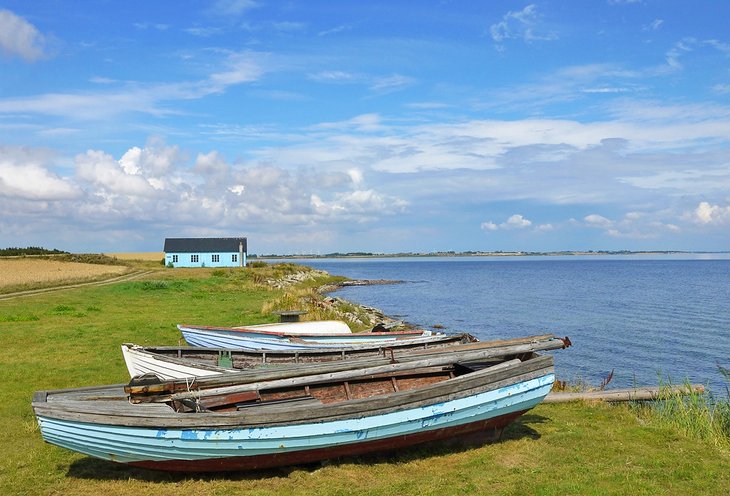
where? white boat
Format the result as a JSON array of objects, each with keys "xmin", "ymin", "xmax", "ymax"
[
  {"xmin": 233, "ymin": 320, "xmax": 352, "ymax": 334},
  {"xmin": 179, "ymin": 323, "xmax": 436, "ymax": 350}
]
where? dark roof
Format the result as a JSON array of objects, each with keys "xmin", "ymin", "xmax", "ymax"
[{"xmin": 164, "ymin": 237, "xmax": 247, "ymax": 253}]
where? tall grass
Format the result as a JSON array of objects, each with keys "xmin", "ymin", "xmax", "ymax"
[{"xmin": 634, "ymin": 372, "xmax": 730, "ymax": 450}]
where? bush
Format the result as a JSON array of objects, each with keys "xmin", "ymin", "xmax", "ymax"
[{"xmin": 140, "ymin": 281, "xmax": 170, "ymax": 291}]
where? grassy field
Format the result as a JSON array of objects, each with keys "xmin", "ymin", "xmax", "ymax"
[{"xmin": 1, "ymin": 260, "xmax": 729, "ymax": 495}]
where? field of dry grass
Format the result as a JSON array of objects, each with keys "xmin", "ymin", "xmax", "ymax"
[
  {"xmin": 0, "ymin": 258, "xmax": 129, "ymax": 289},
  {"xmin": 108, "ymin": 252, "xmax": 164, "ymax": 261}
]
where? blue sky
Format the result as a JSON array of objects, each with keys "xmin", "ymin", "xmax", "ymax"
[{"xmin": 1, "ymin": 1, "xmax": 729, "ymax": 254}]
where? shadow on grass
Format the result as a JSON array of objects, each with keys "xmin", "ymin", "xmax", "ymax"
[{"xmin": 66, "ymin": 413, "xmax": 550, "ymax": 482}]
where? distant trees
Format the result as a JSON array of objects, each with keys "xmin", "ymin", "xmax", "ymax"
[{"xmin": 0, "ymin": 246, "xmax": 68, "ymax": 256}]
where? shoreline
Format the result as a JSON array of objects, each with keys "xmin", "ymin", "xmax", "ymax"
[{"xmin": 255, "ymin": 249, "xmax": 730, "ymax": 260}]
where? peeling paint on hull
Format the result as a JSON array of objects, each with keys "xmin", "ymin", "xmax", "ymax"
[{"xmin": 129, "ymin": 409, "xmax": 527, "ymax": 472}]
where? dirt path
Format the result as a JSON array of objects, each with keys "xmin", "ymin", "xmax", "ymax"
[{"xmin": 0, "ymin": 269, "xmax": 158, "ymax": 301}]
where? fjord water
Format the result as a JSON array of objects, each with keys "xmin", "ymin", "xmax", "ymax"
[{"xmin": 302, "ymin": 256, "xmax": 730, "ymax": 395}]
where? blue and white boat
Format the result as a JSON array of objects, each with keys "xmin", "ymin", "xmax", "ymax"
[
  {"xmin": 32, "ymin": 346, "xmax": 559, "ymax": 472},
  {"xmin": 178, "ymin": 322, "xmax": 437, "ymax": 350}
]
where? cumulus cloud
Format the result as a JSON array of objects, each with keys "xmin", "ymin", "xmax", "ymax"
[
  {"xmin": 0, "ymin": 138, "xmax": 401, "ymax": 241},
  {"xmin": 693, "ymin": 201, "xmax": 730, "ymax": 225},
  {"xmin": 75, "ymin": 150, "xmax": 158, "ymax": 198},
  {"xmin": 0, "ymin": 9, "xmax": 47, "ymax": 62},
  {"xmin": 0, "ymin": 147, "xmax": 79, "ymax": 200},
  {"xmin": 584, "ymin": 214, "xmax": 613, "ymax": 227},
  {"xmin": 481, "ymin": 214, "xmax": 533, "ymax": 231}
]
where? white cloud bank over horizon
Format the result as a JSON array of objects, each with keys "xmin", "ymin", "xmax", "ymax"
[{"xmin": 1, "ymin": 115, "xmax": 730, "ymax": 252}]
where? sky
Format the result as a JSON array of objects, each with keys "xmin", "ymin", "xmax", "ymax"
[{"xmin": 1, "ymin": 1, "xmax": 729, "ymax": 255}]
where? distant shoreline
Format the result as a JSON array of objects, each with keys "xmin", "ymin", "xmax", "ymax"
[{"xmin": 254, "ymin": 250, "xmax": 730, "ymax": 260}]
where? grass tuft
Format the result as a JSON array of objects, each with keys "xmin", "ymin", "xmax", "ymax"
[
  {"xmin": 0, "ymin": 313, "xmax": 40, "ymax": 322},
  {"xmin": 632, "ymin": 376, "xmax": 730, "ymax": 450}
]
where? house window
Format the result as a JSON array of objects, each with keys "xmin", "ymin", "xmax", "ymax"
[
  {"xmin": 172, "ymin": 255, "xmax": 178, "ymax": 263},
  {"xmin": 191, "ymin": 254, "xmax": 199, "ymax": 263},
  {"xmin": 232, "ymin": 254, "xmax": 238, "ymax": 263},
  {"xmin": 212, "ymin": 254, "xmax": 220, "ymax": 263}
]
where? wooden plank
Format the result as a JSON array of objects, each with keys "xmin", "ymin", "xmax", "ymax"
[{"xmin": 544, "ymin": 384, "xmax": 705, "ymax": 403}]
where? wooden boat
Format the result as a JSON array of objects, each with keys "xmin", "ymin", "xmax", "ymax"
[
  {"xmin": 232, "ymin": 320, "xmax": 352, "ymax": 334},
  {"xmin": 178, "ymin": 323, "xmax": 438, "ymax": 350},
  {"xmin": 121, "ymin": 333, "xmax": 567, "ymax": 380},
  {"xmin": 33, "ymin": 343, "xmax": 564, "ymax": 472}
]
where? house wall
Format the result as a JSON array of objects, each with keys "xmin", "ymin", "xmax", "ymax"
[{"xmin": 165, "ymin": 251, "xmax": 247, "ymax": 268}]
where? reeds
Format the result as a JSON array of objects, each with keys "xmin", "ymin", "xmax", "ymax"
[{"xmin": 634, "ymin": 371, "xmax": 730, "ymax": 449}]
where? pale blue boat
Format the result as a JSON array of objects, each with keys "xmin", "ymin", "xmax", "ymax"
[
  {"xmin": 33, "ymin": 348, "xmax": 557, "ymax": 472},
  {"xmin": 178, "ymin": 323, "xmax": 437, "ymax": 350}
]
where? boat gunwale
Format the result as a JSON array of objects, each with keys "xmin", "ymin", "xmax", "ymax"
[{"xmin": 178, "ymin": 323, "xmax": 429, "ymax": 338}]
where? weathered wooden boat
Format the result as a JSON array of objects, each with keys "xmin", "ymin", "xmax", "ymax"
[
  {"xmin": 33, "ymin": 342, "xmax": 566, "ymax": 472},
  {"xmin": 178, "ymin": 323, "xmax": 439, "ymax": 350},
  {"xmin": 121, "ymin": 333, "xmax": 567, "ymax": 380}
]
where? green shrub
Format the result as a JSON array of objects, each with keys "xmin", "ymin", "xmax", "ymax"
[{"xmin": 140, "ymin": 280, "xmax": 170, "ymax": 291}]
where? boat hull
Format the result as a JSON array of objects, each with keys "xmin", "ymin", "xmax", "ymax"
[
  {"xmin": 35, "ymin": 372, "xmax": 553, "ymax": 472},
  {"xmin": 179, "ymin": 324, "xmax": 434, "ymax": 350},
  {"xmin": 130, "ymin": 409, "xmax": 529, "ymax": 472},
  {"xmin": 234, "ymin": 320, "xmax": 352, "ymax": 335}
]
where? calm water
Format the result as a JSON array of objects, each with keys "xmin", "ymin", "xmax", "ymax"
[{"xmin": 295, "ymin": 256, "xmax": 730, "ymax": 395}]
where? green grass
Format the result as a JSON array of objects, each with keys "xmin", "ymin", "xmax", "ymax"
[
  {"xmin": 631, "ymin": 381, "xmax": 730, "ymax": 451},
  {"xmin": 1, "ymin": 265, "xmax": 729, "ymax": 495}
]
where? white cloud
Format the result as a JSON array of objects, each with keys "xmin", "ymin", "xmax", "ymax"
[
  {"xmin": 348, "ymin": 168, "xmax": 364, "ymax": 186},
  {"xmin": 121, "ymin": 138, "xmax": 183, "ymax": 177},
  {"xmin": 207, "ymin": 50, "xmax": 266, "ymax": 90},
  {"xmin": 185, "ymin": 26, "xmax": 225, "ymax": 37},
  {"xmin": 490, "ymin": 4, "xmax": 556, "ymax": 47},
  {"xmin": 0, "ymin": 147, "xmax": 79, "ymax": 200},
  {"xmin": 644, "ymin": 19, "xmax": 664, "ymax": 31},
  {"xmin": 481, "ymin": 214, "xmax": 532, "ymax": 231},
  {"xmin": 665, "ymin": 38, "xmax": 695, "ymax": 71},
  {"xmin": 0, "ymin": 9, "xmax": 47, "ymax": 62},
  {"xmin": 584, "ymin": 214, "xmax": 613, "ymax": 227},
  {"xmin": 0, "ymin": 50, "xmax": 267, "ymax": 120},
  {"xmin": 75, "ymin": 150, "xmax": 158, "ymax": 197},
  {"xmin": 693, "ymin": 201, "xmax": 730, "ymax": 225},
  {"xmin": 504, "ymin": 214, "xmax": 532, "ymax": 229},
  {"xmin": 370, "ymin": 74, "xmax": 416, "ymax": 93},
  {"xmin": 308, "ymin": 71, "xmax": 359, "ymax": 83},
  {"xmin": 318, "ymin": 25, "xmax": 351, "ymax": 37},
  {"xmin": 330, "ymin": 190, "xmax": 406, "ymax": 216},
  {"xmin": 229, "ymin": 184, "xmax": 245, "ymax": 195}
]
